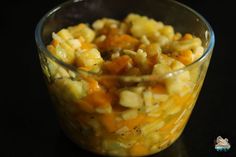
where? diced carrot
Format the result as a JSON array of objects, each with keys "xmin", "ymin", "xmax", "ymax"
[
  {"xmin": 78, "ymin": 66, "xmax": 92, "ymax": 71},
  {"xmin": 84, "ymin": 90, "xmax": 112, "ymax": 108},
  {"xmin": 176, "ymin": 50, "xmax": 193, "ymax": 65},
  {"xmin": 97, "ymin": 34, "xmax": 139, "ymax": 52},
  {"xmin": 98, "ymin": 77, "xmax": 119, "ymax": 89},
  {"xmin": 51, "ymin": 39, "xmax": 59, "ymax": 47},
  {"xmin": 99, "ymin": 113, "xmax": 117, "ymax": 132},
  {"xmin": 125, "ymin": 67, "xmax": 141, "ymax": 75},
  {"xmin": 75, "ymin": 100, "xmax": 95, "ymax": 113},
  {"xmin": 147, "ymin": 54, "xmax": 158, "ymax": 68},
  {"xmin": 83, "ymin": 77, "xmax": 101, "ymax": 94},
  {"xmin": 151, "ymin": 84, "xmax": 167, "ymax": 94},
  {"xmin": 130, "ymin": 143, "xmax": 149, "ymax": 156},
  {"xmin": 47, "ymin": 45, "xmax": 56, "ymax": 55},
  {"xmin": 103, "ymin": 55, "xmax": 133, "ymax": 75}
]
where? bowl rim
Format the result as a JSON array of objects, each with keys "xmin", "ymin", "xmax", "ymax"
[{"xmin": 35, "ymin": 0, "xmax": 215, "ymax": 80}]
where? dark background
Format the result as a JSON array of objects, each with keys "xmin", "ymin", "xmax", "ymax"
[{"xmin": 1, "ymin": 0, "xmax": 236, "ymax": 156}]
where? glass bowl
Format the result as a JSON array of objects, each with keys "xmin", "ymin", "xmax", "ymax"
[{"xmin": 35, "ymin": 0, "xmax": 215, "ymax": 156}]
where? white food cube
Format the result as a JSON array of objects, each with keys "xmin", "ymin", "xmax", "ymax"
[
  {"xmin": 57, "ymin": 29, "xmax": 73, "ymax": 41},
  {"xmin": 125, "ymin": 13, "xmax": 164, "ymax": 38},
  {"xmin": 75, "ymin": 48, "xmax": 103, "ymax": 68},
  {"xmin": 68, "ymin": 24, "xmax": 95, "ymax": 42},
  {"xmin": 119, "ymin": 90, "xmax": 143, "ymax": 108},
  {"xmin": 152, "ymin": 63, "xmax": 171, "ymax": 75},
  {"xmin": 53, "ymin": 78, "xmax": 87, "ymax": 103},
  {"xmin": 143, "ymin": 90, "xmax": 153, "ymax": 106}
]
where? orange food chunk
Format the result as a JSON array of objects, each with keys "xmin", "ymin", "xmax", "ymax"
[
  {"xmin": 98, "ymin": 77, "xmax": 119, "ymax": 89},
  {"xmin": 75, "ymin": 100, "xmax": 95, "ymax": 113},
  {"xmin": 176, "ymin": 50, "xmax": 193, "ymax": 65},
  {"xmin": 98, "ymin": 34, "xmax": 139, "ymax": 52},
  {"xmin": 181, "ymin": 33, "xmax": 193, "ymax": 40},
  {"xmin": 103, "ymin": 55, "xmax": 133, "ymax": 75},
  {"xmin": 99, "ymin": 113, "xmax": 117, "ymax": 132},
  {"xmin": 130, "ymin": 143, "xmax": 149, "ymax": 156},
  {"xmin": 85, "ymin": 90, "xmax": 112, "ymax": 108},
  {"xmin": 83, "ymin": 77, "xmax": 101, "ymax": 94},
  {"xmin": 151, "ymin": 84, "xmax": 167, "ymax": 94}
]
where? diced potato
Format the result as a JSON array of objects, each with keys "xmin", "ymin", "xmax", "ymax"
[
  {"xmin": 165, "ymin": 76, "xmax": 191, "ymax": 95},
  {"xmin": 119, "ymin": 90, "xmax": 143, "ymax": 108},
  {"xmin": 134, "ymin": 49, "xmax": 147, "ymax": 66},
  {"xmin": 130, "ymin": 86, "xmax": 145, "ymax": 94},
  {"xmin": 115, "ymin": 126, "xmax": 130, "ymax": 135},
  {"xmin": 96, "ymin": 106, "xmax": 112, "ymax": 114},
  {"xmin": 92, "ymin": 18, "xmax": 120, "ymax": 30},
  {"xmin": 52, "ymin": 78, "xmax": 87, "ymax": 103},
  {"xmin": 47, "ymin": 44, "xmax": 75, "ymax": 64},
  {"xmin": 141, "ymin": 35, "xmax": 150, "ymax": 45},
  {"xmin": 152, "ymin": 63, "xmax": 171, "ymax": 75},
  {"xmin": 47, "ymin": 60, "xmax": 70, "ymax": 79},
  {"xmin": 102, "ymin": 140, "xmax": 128, "ymax": 156},
  {"xmin": 50, "ymin": 33, "xmax": 76, "ymax": 64},
  {"xmin": 143, "ymin": 90, "xmax": 153, "ymax": 106},
  {"xmin": 170, "ymin": 59, "xmax": 185, "ymax": 70},
  {"xmin": 57, "ymin": 29, "xmax": 73, "ymax": 40},
  {"xmin": 160, "ymin": 25, "xmax": 174, "ymax": 39},
  {"xmin": 68, "ymin": 24, "xmax": 95, "ymax": 42},
  {"xmin": 141, "ymin": 120, "xmax": 165, "ymax": 135},
  {"xmin": 153, "ymin": 93, "xmax": 169, "ymax": 103},
  {"xmin": 75, "ymin": 48, "xmax": 103, "ymax": 68},
  {"xmin": 173, "ymin": 32, "xmax": 182, "ymax": 41},
  {"xmin": 154, "ymin": 35, "xmax": 170, "ymax": 46},
  {"xmin": 67, "ymin": 39, "xmax": 81, "ymax": 50},
  {"xmin": 126, "ymin": 13, "xmax": 164, "ymax": 38},
  {"xmin": 193, "ymin": 46, "xmax": 204, "ymax": 61},
  {"xmin": 121, "ymin": 109, "xmax": 138, "ymax": 120},
  {"xmin": 158, "ymin": 54, "xmax": 175, "ymax": 66},
  {"xmin": 170, "ymin": 37, "xmax": 202, "ymax": 52}
]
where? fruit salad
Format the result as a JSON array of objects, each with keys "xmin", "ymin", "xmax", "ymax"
[{"xmin": 45, "ymin": 13, "xmax": 206, "ymax": 156}]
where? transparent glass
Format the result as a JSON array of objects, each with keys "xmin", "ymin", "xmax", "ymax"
[{"xmin": 35, "ymin": 0, "xmax": 214, "ymax": 156}]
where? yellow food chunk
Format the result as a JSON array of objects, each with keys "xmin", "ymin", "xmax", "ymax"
[
  {"xmin": 68, "ymin": 24, "xmax": 95, "ymax": 42},
  {"xmin": 126, "ymin": 13, "xmax": 164, "ymax": 38},
  {"xmin": 52, "ymin": 78, "xmax": 87, "ymax": 103},
  {"xmin": 121, "ymin": 109, "xmax": 138, "ymax": 120},
  {"xmin": 92, "ymin": 18, "xmax": 120, "ymax": 30},
  {"xmin": 57, "ymin": 29, "xmax": 73, "ymax": 40},
  {"xmin": 160, "ymin": 25, "xmax": 175, "ymax": 39},
  {"xmin": 75, "ymin": 48, "xmax": 103, "ymax": 68},
  {"xmin": 152, "ymin": 63, "xmax": 171, "ymax": 75},
  {"xmin": 119, "ymin": 90, "xmax": 143, "ymax": 108},
  {"xmin": 47, "ymin": 44, "xmax": 75, "ymax": 64}
]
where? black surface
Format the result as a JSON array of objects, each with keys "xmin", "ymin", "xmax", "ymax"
[{"xmin": 2, "ymin": 0, "xmax": 236, "ymax": 156}]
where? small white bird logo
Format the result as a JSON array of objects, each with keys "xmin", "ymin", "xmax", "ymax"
[{"xmin": 215, "ymin": 136, "xmax": 231, "ymax": 152}]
